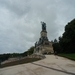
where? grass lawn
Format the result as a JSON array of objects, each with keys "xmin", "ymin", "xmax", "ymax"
[
  {"xmin": 58, "ymin": 53, "xmax": 75, "ymax": 61},
  {"xmin": 1, "ymin": 58, "xmax": 40, "ymax": 68}
]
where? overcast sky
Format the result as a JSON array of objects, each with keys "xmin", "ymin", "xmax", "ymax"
[{"xmin": 0, "ymin": 0, "xmax": 75, "ymax": 54}]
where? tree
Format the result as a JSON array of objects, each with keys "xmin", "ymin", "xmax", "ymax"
[
  {"xmin": 52, "ymin": 39, "xmax": 61, "ymax": 53},
  {"xmin": 59, "ymin": 19, "xmax": 75, "ymax": 53},
  {"xmin": 28, "ymin": 46, "xmax": 34, "ymax": 55},
  {"xmin": 54, "ymin": 39, "xmax": 58, "ymax": 43},
  {"xmin": 0, "ymin": 54, "xmax": 10, "ymax": 62},
  {"xmin": 22, "ymin": 46, "xmax": 34, "ymax": 56}
]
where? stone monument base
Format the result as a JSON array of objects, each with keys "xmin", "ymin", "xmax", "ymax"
[{"xmin": 34, "ymin": 42, "xmax": 54, "ymax": 54}]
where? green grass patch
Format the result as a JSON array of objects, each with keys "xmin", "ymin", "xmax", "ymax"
[{"xmin": 58, "ymin": 53, "xmax": 75, "ymax": 61}]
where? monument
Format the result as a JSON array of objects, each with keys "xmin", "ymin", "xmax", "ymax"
[{"xmin": 34, "ymin": 22, "xmax": 54, "ymax": 54}]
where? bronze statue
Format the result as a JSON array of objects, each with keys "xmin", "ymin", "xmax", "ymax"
[{"xmin": 41, "ymin": 22, "xmax": 46, "ymax": 31}]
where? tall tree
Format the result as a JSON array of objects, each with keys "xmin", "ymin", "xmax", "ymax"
[
  {"xmin": 52, "ymin": 39, "xmax": 61, "ymax": 53},
  {"xmin": 59, "ymin": 19, "xmax": 75, "ymax": 53}
]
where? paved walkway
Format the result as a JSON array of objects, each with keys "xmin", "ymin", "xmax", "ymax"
[{"xmin": 0, "ymin": 55, "xmax": 75, "ymax": 75}]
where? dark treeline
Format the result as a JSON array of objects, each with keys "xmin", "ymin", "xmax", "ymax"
[
  {"xmin": 0, "ymin": 46, "xmax": 34, "ymax": 62},
  {"xmin": 52, "ymin": 19, "xmax": 75, "ymax": 53}
]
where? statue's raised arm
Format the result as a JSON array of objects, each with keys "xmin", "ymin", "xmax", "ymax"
[{"xmin": 41, "ymin": 22, "xmax": 46, "ymax": 31}]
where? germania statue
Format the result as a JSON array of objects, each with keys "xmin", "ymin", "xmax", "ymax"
[{"xmin": 41, "ymin": 22, "xmax": 46, "ymax": 31}]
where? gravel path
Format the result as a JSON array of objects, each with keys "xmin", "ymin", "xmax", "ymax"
[{"xmin": 0, "ymin": 55, "xmax": 75, "ymax": 75}]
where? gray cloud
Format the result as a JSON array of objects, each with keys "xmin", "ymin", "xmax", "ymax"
[{"xmin": 0, "ymin": 0, "xmax": 75, "ymax": 54}]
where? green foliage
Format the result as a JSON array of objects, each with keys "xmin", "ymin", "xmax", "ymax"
[
  {"xmin": 0, "ymin": 46, "xmax": 34, "ymax": 62},
  {"xmin": 53, "ymin": 42, "xmax": 61, "ymax": 53},
  {"xmin": 0, "ymin": 54, "xmax": 10, "ymax": 62},
  {"xmin": 58, "ymin": 53, "xmax": 75, "ymax": 61},
  {"xmin": 22, "ymin": 51, "xmax": 28, "ymax": 57},
  {"xmin": 59, "ymin": 19, "xmax": 75, "ymax": 53},
  {"xmin": 27, "ymin": 46, "xmax": 34, "ymax": 55},
  {"xmin": 52, "ymin": 39, "xmax": 62, "ymax": 53},
  {"xmin": 22, "ymin": 46, "xmax": 34, "ymax": 56},
  {"xmin": 54, "ymin": 39, "xmax": 58, "ymax": 43},
  {"xmin": 53, "ymin": 19, "xmax": 75, "ymax": 53}
]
